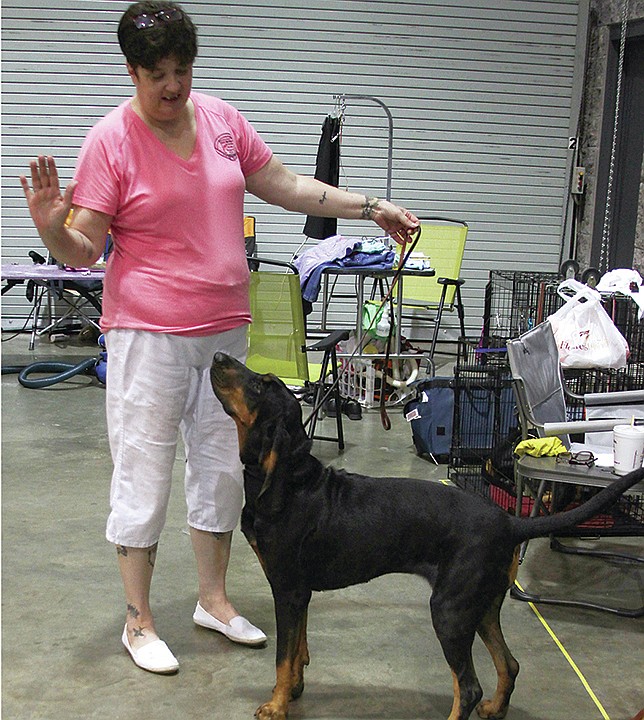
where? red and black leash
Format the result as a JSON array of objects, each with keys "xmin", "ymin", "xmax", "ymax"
[{"xmin": 378, "ymin": 226, "xmax": 421, "ymax": 430}]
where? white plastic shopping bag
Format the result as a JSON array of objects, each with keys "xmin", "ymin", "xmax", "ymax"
[{"xmin": 547, "ymin": 279, "xmax": 629, "ymax": 369}]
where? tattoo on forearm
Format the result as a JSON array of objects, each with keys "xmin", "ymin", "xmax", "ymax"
[
  {"xmin": 319, "ymin": 191, "xmax": 327, "ymax": 205},
  {"xmin": 361, "ymin": 196, "xmax": 380, "ymax": 220}
]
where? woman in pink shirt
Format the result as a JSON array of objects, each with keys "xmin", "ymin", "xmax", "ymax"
[{"xmin": 20, "ymin": 1, "xmax": 419, "ymax": 675}]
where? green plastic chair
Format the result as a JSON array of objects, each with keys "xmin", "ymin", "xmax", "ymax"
[
  {"xmin": 400, "ymin": 216, "xmax": 468, "ymax": 357},
  {"xmin": 246, "ymin": 257, "xmax": 349, "ymax": 450}
]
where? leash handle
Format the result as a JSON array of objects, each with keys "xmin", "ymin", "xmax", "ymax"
[{"xmin": 379, "ymin": 290, "xmax": 395, "ymax": 431}]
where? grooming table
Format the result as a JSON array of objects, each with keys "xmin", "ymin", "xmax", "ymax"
[
  {"xmin": 318, "ymin": 265, "xmax": 436, "ymax": 360},
  {"xmin": 2, "ymin": 263, "xmax": 105, "ymax": 349}
]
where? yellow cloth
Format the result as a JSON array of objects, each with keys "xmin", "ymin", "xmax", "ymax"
[{"xmin": 514, "ymin": 437, "xmax": 567, "ymax": 457}]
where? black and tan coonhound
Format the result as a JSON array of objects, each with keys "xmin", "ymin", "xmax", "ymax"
[{"xmin": 210, "ymin": 352, "xmax": 644, "ymax": 720}]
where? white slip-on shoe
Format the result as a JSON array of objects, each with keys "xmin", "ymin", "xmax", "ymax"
[
  {"xmin": 121, "ymin": 625, "xmax": 179, "ymax": 674},
  {"xmin": 193, "ymin": 602, "xmax": 267, "ymax": 646}
]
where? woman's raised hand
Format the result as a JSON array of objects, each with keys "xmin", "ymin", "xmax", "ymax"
[{"xmin": 19, "ymin": 156, "xmax": 78, "ymax": 242}]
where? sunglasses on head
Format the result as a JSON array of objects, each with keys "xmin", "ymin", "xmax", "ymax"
[{"xmin": 133, "ymin": 7, "xmax": 183, "ymax": 30}]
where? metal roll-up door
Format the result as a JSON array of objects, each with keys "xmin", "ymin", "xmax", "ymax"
[{"xmin": 2, "ymin": 0, "xmax": 584, "ymax": 338}]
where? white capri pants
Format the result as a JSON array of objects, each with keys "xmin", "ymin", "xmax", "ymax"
[{"xmin": 104, "ymin": 326, "xmax": 247, "ymax": 548}]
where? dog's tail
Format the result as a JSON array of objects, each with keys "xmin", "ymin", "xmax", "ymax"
[{"xmin": 510, "ymin": 467, "xmax": 644, "ymax": 543}]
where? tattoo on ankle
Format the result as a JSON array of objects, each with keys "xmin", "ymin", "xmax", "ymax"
[
  {"xmin": 319, "ymin": 191, "xmax": 327, "ymax": 205},
  {"xmin": 361, "ymin": 196, "xmax": 380, "ymax": 220},
  {"xmin": 133, "ymin": 626, "xmax": 145, "ymax": 638},
  {"xmin": 127, "ymin": 603, "xmax": 140, "ymax": 619},
  {"xmin": 116, "ymin": 545, "xmax": 128, "ymax": 557}
]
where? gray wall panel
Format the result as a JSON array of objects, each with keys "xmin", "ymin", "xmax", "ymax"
[{"xmin": 2, "ymin": 0, "xmax": 584, "ymax": 339}]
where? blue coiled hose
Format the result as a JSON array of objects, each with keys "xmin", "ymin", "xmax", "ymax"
[
  {"xmin": 2, "ymin": 335, "xmax": 107, "ymax": 389},
  {"xmin": 2, "ymin": 358, "xmax": 100, "ymax": 388}
]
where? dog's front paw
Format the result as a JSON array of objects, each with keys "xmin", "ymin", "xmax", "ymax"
[{"xmin": 255, "ymin": 701, "xmax": 287, "ymax": 720}]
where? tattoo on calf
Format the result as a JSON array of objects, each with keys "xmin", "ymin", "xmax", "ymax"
[
  {"xmin": 127, "ymin": 603, "xmax": 140, "ymax": 619},
  {"xmin": 361, "ymin": 195, "xmax": 380, "ymax": 220},
  {"xmin": 148, "ymin": 545, "xmax": 157, "ymax": 568},
  {"xmin": 116, "ymin": 545, "xmax": 128, "ymax": 557}
]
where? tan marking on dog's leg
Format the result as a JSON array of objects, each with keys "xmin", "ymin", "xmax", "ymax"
[
  {"xmin": 476, "ymin": 638, "xmax": 516, "ymax": 718},
  {"xmin": 448, "ymin": 670, "xmax": 461, "ymax": 720},
  {"xmin": 508, "ymin": 547, "xmax": 520, "ymax": 586},
  {"xmin": 255, "ymin": 659, "xmax": 292, "ymax": 720},
  {"xmin": 476, "ymin": 594, "xmax": 519, "ymax": 719},
  {"xmin": 290, "ymin": 609, "xmax": 310, "ymax": 699}
]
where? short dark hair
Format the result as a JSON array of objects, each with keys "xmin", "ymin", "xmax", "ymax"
[{"xmin": 118, "ymin": 2, "xmax": 198, "ymax": 70}]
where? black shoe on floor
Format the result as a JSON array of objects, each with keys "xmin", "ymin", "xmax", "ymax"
[
  {"xmin": 341, "ymin": 398, "xmax": 362, "ymax": 420},
  {"xmin": 323, "ymin": 397, "xmax": 338, "ymax": 417}
]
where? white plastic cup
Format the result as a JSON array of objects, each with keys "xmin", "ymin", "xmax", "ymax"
[{"xmin": 612, "ymin": 424, "xmax": 644, "ymax": 475}]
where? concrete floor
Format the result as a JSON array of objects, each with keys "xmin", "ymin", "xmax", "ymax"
[{"xmin": 2, "ymin": 333, "xmax": 643, "ymax": 720}]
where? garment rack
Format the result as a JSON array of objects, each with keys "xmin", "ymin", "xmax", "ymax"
[{"xmin": 333, "ymin": 94, "xmax": 394, "ymax": 202}]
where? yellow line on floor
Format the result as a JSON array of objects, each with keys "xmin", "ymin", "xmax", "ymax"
[{"xmin": 514, "ymin": 580, "xmax": 611, "ymax": 720}]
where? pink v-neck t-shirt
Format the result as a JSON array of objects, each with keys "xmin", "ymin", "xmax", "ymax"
[{"xmin": 72, "ymin": 92, "xmax": 272, "ymax": 336}]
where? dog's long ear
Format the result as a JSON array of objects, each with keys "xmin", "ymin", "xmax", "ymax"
[{"xmin": 256, "ymin": 418, "xmax": 292, "ymax": 516}]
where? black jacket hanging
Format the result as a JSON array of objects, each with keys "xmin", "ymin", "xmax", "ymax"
[{"xmin": 303, "ymin": 115, "xmax": 341, "ymax": 240}]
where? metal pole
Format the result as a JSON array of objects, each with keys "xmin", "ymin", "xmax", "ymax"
[{"xmin": 334, "ymin": 93, "xmax": 394, "ymax": 201}]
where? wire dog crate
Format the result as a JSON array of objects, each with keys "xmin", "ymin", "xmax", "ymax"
[
  {"xmin": 482, "ymin": 271, "xmax": 561, "ymax": 343},
  {"xmin": 448, "ymin": 339, "xmax": 520, "ymax": 509},
  {"xmin": 448, "ymin": 345, "xmax": 644, "ymax": 529},
  {"xmin": 551, "ymin": 489, "xmax": 644, "ymax": 537},
  {"xmin": 451, "ymin": 271, "xmax": 644, "ymax": 527},
  {"xmin": 483, "ymin": 269, "xmax": 644, "ymax": 362},
  {"xmin": 450, "ymin": 338, "xmax": 517, "ymax": 454},
  {"xmin": 482, "ymin": 269, "xmax": 644, "ymax": 421}
]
